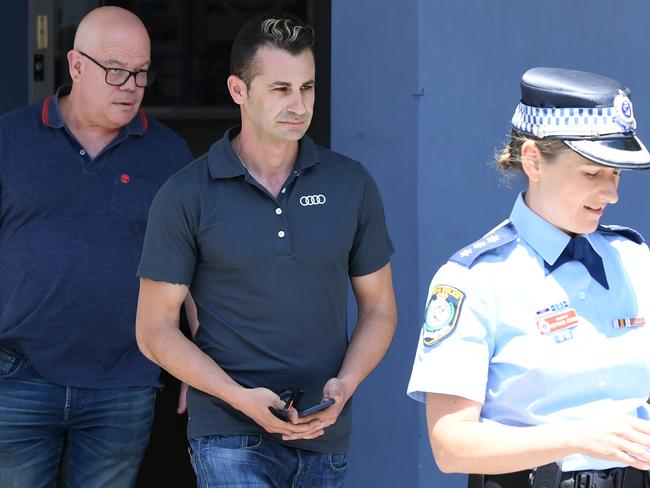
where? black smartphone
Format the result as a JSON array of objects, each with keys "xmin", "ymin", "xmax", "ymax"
[{"xmin": 298, "ymin": 398, "xmax": 335, "ymax": 418}]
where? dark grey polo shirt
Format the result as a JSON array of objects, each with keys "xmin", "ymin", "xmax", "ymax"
[{"xmin": 138, "ymin": 127, "xmax": 393, "ymax": 453}]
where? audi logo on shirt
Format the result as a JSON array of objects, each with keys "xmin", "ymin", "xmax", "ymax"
[{"xmin": 299, "ymin": 194, "xmax": 327, "ymax": 206}]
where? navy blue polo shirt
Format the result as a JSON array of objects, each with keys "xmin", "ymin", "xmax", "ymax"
[
  {"xmin": 138, "ymin": 127, "xmax": 393, "ymax": 453},
  {"xmin": 0, "ymin": 86, "xmax": 192, "ymax": 388}
]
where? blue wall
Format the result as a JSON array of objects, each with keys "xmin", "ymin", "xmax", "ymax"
[
  {"xmin": 2, "ymin": 1, "xmax": 28, "ymax": 113},
  {"xmin": 332, "ymin": 1, "xmax": 650, "ymax": 487},
  {"xmin": 331, "ymin": 1, "xmax": 422, "ymax": 487}
]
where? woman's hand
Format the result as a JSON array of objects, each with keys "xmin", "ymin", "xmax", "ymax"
[{"xmin": 571, "ymin": 416, "xmax": 650, "ymax": 470}]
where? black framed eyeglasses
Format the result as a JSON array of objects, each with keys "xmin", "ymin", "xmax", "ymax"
[{"xmin": 79, "ymin": 51, "xmax": 155, "ymax": 88}]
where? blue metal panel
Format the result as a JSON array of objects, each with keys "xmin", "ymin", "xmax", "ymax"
[
  {"xmin": 331, "ymin": 1, "xmax": 422, "ymax": 487},
  {"xmin": 332, "ymin": 1, "xmax": 650, "ymax": 487},
  {"xmin": 1, "ymin": 1, "xmax": 28, "ymax": 114}
]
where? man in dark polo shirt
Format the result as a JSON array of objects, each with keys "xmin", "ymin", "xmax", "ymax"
[
  {"xmin": 0, "ymin": 6, "xmax": 192, "ymax": 488},
  {"xmin": 136, "ymin": 14, "xmax": 397, "ymax": 488}
]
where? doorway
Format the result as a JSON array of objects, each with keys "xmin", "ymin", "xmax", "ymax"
[
  {"xmin": 51, "ymin": 0, "xmax": 331, "ymax": 155},
  {"xmin": 42, "ymin": 1, "xmax": 331, "ymax": 486}
]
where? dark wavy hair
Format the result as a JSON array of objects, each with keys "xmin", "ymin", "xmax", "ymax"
[{"xmin": 230, "ymin": 14, "xmax": 315, "ymax": 87}]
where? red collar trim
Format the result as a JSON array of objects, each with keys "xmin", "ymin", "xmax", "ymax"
[
  {"xmin": 138, "ymin": 110, "xmax": 149, "ymax": 133},
  {"xmin": 41, "ymin": 96, "xmax": 52, "ymax": 126}
]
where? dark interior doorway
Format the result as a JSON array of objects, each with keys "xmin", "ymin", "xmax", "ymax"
[
  {"xmin": 54, "ymin": 0, "xmax": 331, "ymax": 155},
  {"xmin": 51, "ymin": 1, "xmax": 331, "ymax": 486}
]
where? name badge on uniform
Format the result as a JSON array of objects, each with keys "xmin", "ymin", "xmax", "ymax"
[
  {"xmin": 612, "ymin": 317, "xmax": 645, "ymax": 329},
  {"xmin": 422, "ymin": 285, "xmax": 465, "ymax": 347},
  {"xmin": 535, "ymin": 301, "xmax": 579, "ymax": 343}
]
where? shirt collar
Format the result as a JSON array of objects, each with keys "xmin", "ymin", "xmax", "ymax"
[
  {"xmin": 509, "ymin": 191, "xmax": 571, "ymax": 266},
  {"xmin": 207, "ymin": 126, "xmax": 320, "ymax": 180},
  {"xmin": 41, "ymin": 85, "xmax": 149, "ymax": 136},
  {"xmin": 41, "ymin": 86, "xmax": 68, "ymax": 128}
]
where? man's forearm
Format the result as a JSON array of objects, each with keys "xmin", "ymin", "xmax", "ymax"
[
  {"xmin": 336, "ymin": 306, "xmax": 397, "ymax": 397},
  {"xmin": 337, "ymin": 263, "xmax": 398, "ymax": 398},
  {"xmin": 137, "ymin": 322, "xmax": 245, "ymax": 408}
]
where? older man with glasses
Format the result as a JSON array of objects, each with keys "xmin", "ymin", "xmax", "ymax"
[
  {"xmin": 77, "ymin": 50, "xmax": 155, "ymax": 88},
  {"xmin": 0, "ymin": 6, "xmax": 191, "ymax": 488}
]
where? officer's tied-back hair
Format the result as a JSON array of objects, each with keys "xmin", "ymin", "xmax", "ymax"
[{"xmin": 231, "ymin": 14, "xmax": 315, "ymax": 87}]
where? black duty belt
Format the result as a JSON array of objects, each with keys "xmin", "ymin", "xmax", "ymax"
[{"xmin": 468, "ymin": 463, "xmax": 650, "ymax": 488}]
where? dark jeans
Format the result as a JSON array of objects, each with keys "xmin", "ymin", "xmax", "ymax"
[
  {"xmin": 189, "ymin": 434, "xmax": 348, "ymax": 488},
  {"xmin": 0, "ymin": 346, "xmax": 155, "ymax": 488}
]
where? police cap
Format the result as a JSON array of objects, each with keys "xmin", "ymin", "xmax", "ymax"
[{"xmin": 511, "ymin": 67, "xmax": 650, "ymax": 169}]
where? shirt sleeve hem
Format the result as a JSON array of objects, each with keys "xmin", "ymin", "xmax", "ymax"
[
  {"xmin": 137, "ymin": 266, "xmax": 193, "ymax": 286},
  {"xmin": 406, "ymin": 386, "xmax": 486, "ymax": 406},
  {"xmin": 349, "ymin": 253, "xmax": 393, "ymax": 278}
]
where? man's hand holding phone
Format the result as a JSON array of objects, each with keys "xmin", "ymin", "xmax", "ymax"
[
  {"xmin": 298, "ymin": 398, "xmax": 335, "ymax": 417},
  {"xmin": 233, "ymin": 387, "xmax": 322, "ymax": 441},
  {"xmin": 289, "ymin": 377, "xmax": 350, "ymax": 437},
  {"xmin": 268, "ymin": 389, "xmax": 335, "ymax": 421},
  {"xmin": 265, "ymin": 378, "xmax": 351, "ymax": 441}
]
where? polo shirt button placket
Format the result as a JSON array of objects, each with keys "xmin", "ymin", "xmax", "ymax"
[
  {"xmin": 274, "ymin": 204, "xmax": 292, "ymax": 254},
  {"xmin": 275, "ymin": 207, "xmax": 285, "ymax": 238}
]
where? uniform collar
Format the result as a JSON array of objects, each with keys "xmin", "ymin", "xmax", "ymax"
[
  {"xmin": 207, "ymin": 126, "xmax": 320, "ymax": 180},
  {"xmin": 509, "ymin": 192, "xmax": 571, "ymax": 266},
  {"xmin": 509, "ymin": 192, "xmax": 606, "ymax": 267},
  {"xmin": 41, "ymin": 85, "xmax": 149, "ymax": 136}
]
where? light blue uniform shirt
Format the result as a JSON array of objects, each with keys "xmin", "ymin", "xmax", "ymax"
[{"xmin": 407, "ymin": 193, "xmax": 650, "ymax": 471}]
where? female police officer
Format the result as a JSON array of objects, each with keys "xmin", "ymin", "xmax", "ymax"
[{"xmin": 407, "ymin": 67, "xmax": 650, "ymax": 488}]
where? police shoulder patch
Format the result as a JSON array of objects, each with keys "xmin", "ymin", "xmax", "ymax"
[
  {"xmin": 598, "ymin": 224, "xmax": 645, "ymax": 244},
  {"xmin": 422, "ymin": 285, "xmax": 465, "ymax": 346},
  {"xmin": 449, "ymin": 220, "xmax": 518, "ymax": 268}
]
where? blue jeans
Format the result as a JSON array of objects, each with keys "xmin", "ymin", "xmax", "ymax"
[
  {"xmin": 0, "ymin": 347, "xmax": 156, "ymax": 488},
  {"xmin": 189, "ymin": 434, "xmax": 348, "ymax": 488}
]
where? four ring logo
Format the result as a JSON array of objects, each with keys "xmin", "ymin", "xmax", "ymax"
[{"xmin": 299, "ymin": 194, "xmax": 327, "ymax": 206}]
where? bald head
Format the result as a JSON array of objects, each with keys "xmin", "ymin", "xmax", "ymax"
[
  {"xmin": 63, "ymin": 6, "xmax": 151, "ymax": 131},
  {"xmin": 74, "ymin": 6, "xmax": 149, "ymax": 57}
]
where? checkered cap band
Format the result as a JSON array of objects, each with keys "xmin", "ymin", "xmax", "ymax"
[{"xmin": 511, "ymin": 100, "xmax": 636, "ymax": 138}]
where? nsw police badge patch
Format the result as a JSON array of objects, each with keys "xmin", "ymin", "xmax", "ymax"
[{"xmin": 422, "ymin": 285, "xmax": 465, "ymax": 346}]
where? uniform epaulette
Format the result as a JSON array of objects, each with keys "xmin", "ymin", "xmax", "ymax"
[
  {"xmin": 597, "ymin": 224, "xmax": 645, "ymax": 244},
  {"xmin": 449, "ymin": 221, "xmax": 518, "ymax": 268}
]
